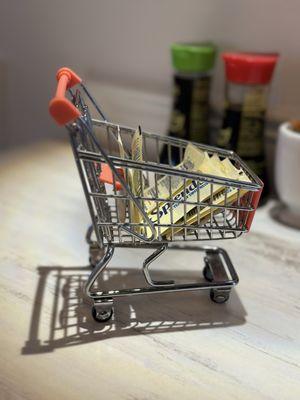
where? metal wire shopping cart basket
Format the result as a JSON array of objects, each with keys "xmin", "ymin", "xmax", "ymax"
[{"xmin": 49, "ymin": 67, "xmax": 263, "ymax": 322}]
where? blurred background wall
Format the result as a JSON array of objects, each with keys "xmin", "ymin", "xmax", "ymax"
[{"xmin": 0, "ymin": 0, "xmax": 299, "ymax": 150}]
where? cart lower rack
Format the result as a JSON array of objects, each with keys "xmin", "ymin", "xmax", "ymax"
[{"xmin": 49, "ymin": 67, "xmax": 263, "ymax": 322}]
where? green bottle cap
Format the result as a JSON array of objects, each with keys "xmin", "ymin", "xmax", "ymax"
[{"xmin": 171, "ymin": 42, "xmax": 217, "ymax": 73}]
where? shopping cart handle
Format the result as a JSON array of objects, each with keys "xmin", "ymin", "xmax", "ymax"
[{"xmin": 49, "ymin": 67, "xmax": 82, "ymax": 125}]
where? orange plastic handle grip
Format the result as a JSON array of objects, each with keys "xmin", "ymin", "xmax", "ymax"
[
  {"xmin": 49, "ymin": 67, "xmax": 82, "ymax": 125},
  {"xmin": 98, "ymin": 163, "xmax": 123, "ymax": 191}
]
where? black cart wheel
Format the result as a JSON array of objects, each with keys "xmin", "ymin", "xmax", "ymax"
[
  {"xmin": 203, "ymin": 263, "xmax": 214, "ymax": 282},
  {"xmin": 89, "ymin": 256, "xmax": 96, "ymax": 268},
  {"xmin": 89, "ymin": 256, "xmax": 94, "ymax": 268},
  {"xmin": 210, "ymin": 289, "xmax": 230, "ymax": 304},
  {"xmin": 89, "ymin": 246, "xmax": 104, "ymax": 268},
  {"xmin": 92, "ymin": 306, "xmax": 113, "ymax": 322}
]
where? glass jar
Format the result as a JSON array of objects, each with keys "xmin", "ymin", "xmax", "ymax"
[
  {"xmin": 216, "ymin": 52, "xmax": 279, "ymax": 198},
  {"xmin": 160, "ymin": 42, "xmax": 216, "ymax": 165}
]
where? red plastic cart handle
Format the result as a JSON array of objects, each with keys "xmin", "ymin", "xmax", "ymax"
[{"xmin": 49, "ymin": 67, "xmax": 82, "ymax": 125}]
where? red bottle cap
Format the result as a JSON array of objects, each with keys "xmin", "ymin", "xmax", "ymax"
[{"xmin": 222, "ymin": 52, "xmax": 279, "ymax": 85}]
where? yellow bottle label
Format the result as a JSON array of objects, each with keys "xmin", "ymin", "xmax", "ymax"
[{"xmin": 237, "ymin": 88, "xmax": 266, "ymax": 157}]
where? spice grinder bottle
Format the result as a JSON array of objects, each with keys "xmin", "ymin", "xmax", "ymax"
[
  {"xmin": 160, "ymin": 42, "xmax": 216, "ymax": 165},
  {"xmin": 216, "ymin": 52, "xmax": 279, "ymax": 198}
]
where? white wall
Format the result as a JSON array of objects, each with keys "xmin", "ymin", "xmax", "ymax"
[{"xmin": 0, "ymin": 0, "xmax": 299, "ymax": 149}]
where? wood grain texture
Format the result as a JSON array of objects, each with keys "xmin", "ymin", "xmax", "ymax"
[{"xmin": 1, "ymin": 141, "xmax": 300, "ymax": 400}]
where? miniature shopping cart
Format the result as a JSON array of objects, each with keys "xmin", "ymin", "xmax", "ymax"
[{"xmin": 49, "ymin": 67, "xmax": 263, "ymax": 322}]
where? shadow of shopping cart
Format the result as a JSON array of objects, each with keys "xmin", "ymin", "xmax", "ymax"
[{"xmin": 22, "ymin": 263, "xmax": 247, "ymax": 354}]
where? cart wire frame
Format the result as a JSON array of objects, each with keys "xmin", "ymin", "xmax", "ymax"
[{"xmin": 49, "ymin": 67, "xmax": 263, "ymax": 322}]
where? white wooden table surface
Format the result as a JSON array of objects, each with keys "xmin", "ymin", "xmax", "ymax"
[{"xmin": 1, "ymin": 141, "xmax": 300, "ymax": 400}]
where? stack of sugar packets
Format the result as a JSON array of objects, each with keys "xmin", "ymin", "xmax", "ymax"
[{"xmin": 118, "ymin": 127, "xmax": 251, "ymax": 239}]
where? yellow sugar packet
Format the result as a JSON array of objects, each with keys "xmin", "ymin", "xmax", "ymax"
[
  {"xmin": 116, "ymin": 129, "xmax": 128, "ymax": 223},
  {"xmin": 166, "ymin": 157, "xmax": 251, "ymax": 237},
  {"xmin": 145, "ymin": 152, "xmax": 226, "ymax": 238},
  {"xmin": 162, "ymin": 153, "xmax": 226, "ymax": 237},
  {"xmin": 143, "ymin": 143, "xmax": 207, "ymax": 214},
  {"xmin": 128, "ymin": 126, "xmax": 144, "ymax": 231}
]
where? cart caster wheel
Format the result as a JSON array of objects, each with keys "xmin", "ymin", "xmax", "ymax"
[
  {"xmin": 89, "ymin": 246, "xmax": 104, "ymax": 268},
  {"xmin": 210, "ymin": 289, "xmax": 230, "ymax": 304},
  {"xmin": 92, "ymin": 306, "xmax": 113, "ymax": 322},
  {"xmin": 203, "ymin": 263, "xmax": 213, "ymax": 282},
  {"xmin": 89, "ymin": 256, "xmax": 96, "ymax": 268}
]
